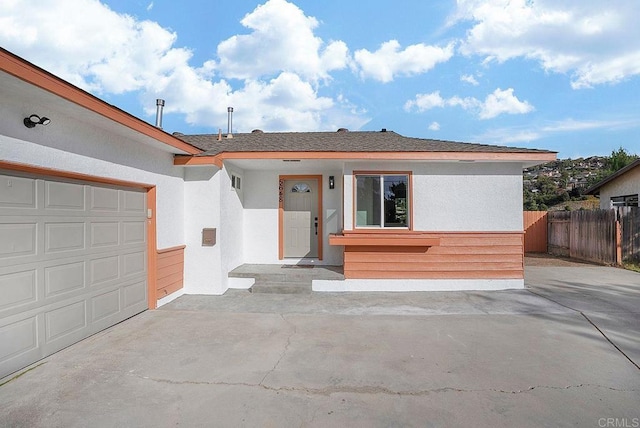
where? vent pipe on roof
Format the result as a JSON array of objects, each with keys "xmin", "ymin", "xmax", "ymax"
[
  {"xmin": 227, "ymin": 107, "xmax": 233, "ymax": 138},
  {"xmin": 155, "ymin": 99, "xmax": 165, "ymax": 128}
]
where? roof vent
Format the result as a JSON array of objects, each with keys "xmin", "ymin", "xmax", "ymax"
[
  {"xmin": 227, "ymin": 107, "xmax": 233, "ymax": 138},
  {"xmin": 251, "ymin": 129, "xmax": 264, "ymax": 133},
  {"xmin": 337, "ymin": 128, "xmax": 349, "ymax": 132},
  {"xmin": 172, "ymin": 132, "xmax": 184, "ymax": 137},
  {"xmin": 155, "ymin": 99, "xmax": 165, "ymax": 128},
  {"xmin": 381, "ymin": 128, "xmax": 387, "ymax": 132}
]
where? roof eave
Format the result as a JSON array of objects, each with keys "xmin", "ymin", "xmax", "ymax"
[
  {"xmin": 585, "ymin": 159, "xmax": 640, "ymax": 195},
  {"xmin": 174, "ymin": 150, "xmax": 556, "ymax": 166},
  {"xmin": 1, "ymin": 48, "xmax": 203, "ymax": 155}
]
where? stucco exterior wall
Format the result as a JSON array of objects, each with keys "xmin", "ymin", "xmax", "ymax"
[
  {"xmin": 343, "ymin": 161, "xmax": 523, "ymax": 232},
  {"xmin": 597, "ymin": 166, "xmax": 640, "ymax": 209},
  {"xmin": 243, "ymin": 169, "xmax": 343, "ymax": 265},
  {"xmin": 0, "ymin": 117, "xmax": 185, "ymax": 250}
]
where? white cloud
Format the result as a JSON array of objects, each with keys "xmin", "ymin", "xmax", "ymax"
[
  {"xmin": 479, "ymin": 88, "xmax": 534, "ymax": 119},
  {"xmin": 428, "ymin": 122, "xmax": 441, "ymax": 131},
  {"xmin": 460, "ymin": 74, "xmax": 479, "ymax": 85},
  {"xmin": 404, "ymin": 91, "xmax": 445, "ymax": 111},
  {"xmin": 475, "ymin": 118, "xmax": 639, "ymax": 145},
  {"xmin": 454, "ymin": 0, "xmax": 640, "ymax": 88},
  {"xmin": 354, "ymin": 40, "xmax": 454, "ymax": 82},
  {"xmin": 146, "ymin": 2, "xmax": 153, "ymax": 11},
  {"xmin": 0, "ymin": 0, "xmax": 367, "ymax": 132},
  {"xmin": 216, "ymin": 0, "xmax": 349, "ymax": 81},
  {"xmin": 405, "ymin": 87, "xmax": 533, "ymax": 119}
]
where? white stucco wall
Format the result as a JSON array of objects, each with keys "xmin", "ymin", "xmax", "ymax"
[
  {"xmin": 243, "ymin": 169, "xmax": 343, "ymax": 265},
  {"xmin": 0, "ymin": 115, "xmax": 185, "ymax": 250},
  {"xmin": 597, "ymin": 166, "xmax": 640, "ymax": 209},
  {"xmin": 343, "ymin": 161, "xmax": 523, "ymax": 232},
  {"xmin": 1, "ymin": 92, "xmax": 228, "ymax": 297}
]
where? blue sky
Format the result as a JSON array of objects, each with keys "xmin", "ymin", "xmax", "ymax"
[{"xmin": 1, "ymin": 0, "xmax": 639, "ymax": 159}]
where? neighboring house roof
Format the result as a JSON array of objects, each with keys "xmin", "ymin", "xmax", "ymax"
[
  {"xmin": 585, "ymin": 159, "xmax": 640, "ymax": 195},
  {"xmin": 177, "ymin": 130, "xmax": 556, "ymax": 157},
  {"xmin": 1, "ymin": 48, "xmax": 202, "ymax": 155}
]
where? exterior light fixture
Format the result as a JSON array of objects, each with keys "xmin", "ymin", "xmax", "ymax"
[
  {"xmin": 23, "ymin": 114, "xmax": 51, "ymax": 128},
  {"xmin": 329, "ymin": 175, "xmax": 335, "ymax": 189}
]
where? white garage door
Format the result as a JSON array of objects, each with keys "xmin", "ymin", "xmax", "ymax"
[{"xmin": 0, "ymin": 172, "xmax": 148, "ymax": 378}]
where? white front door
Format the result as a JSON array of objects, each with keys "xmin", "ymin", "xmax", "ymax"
[{"xmin": 283, "ymin": 179, "xmax": 318, "ymax": 258}]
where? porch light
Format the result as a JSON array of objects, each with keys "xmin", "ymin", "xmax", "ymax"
[
  {"xmin": 23, "ymin": 114, "xmax": 51, "ymax": 128},
  {"xmin": 329, "ymin": 176, "xmax": 335, "ymax": 189}
]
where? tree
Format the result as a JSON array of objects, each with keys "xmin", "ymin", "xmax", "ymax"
[{"xmin": 608, "ymin": 147, "xmax": 638, "ymax": 172}]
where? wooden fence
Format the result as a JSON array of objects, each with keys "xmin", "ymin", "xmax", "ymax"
[
  {"xmin": 544, "ymin": 208, "xmax": 640, "ymax": 265},
  {"xmin": 523, "ymin": 211, "xmax": 548, "ymax": 253},
  {"xmin": 620, "ymin": 207, "xmax": 640, "ymax": 262}
]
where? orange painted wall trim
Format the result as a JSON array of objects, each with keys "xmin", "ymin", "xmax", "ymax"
[
  {"xmin": 1, "ymin": 48, "xmax": 201, "ymax": 155},
  {"xmin": 147, "ymin": 187, "xmax": 158, "ymax": 309},
  {"xmin": 174, "ymin": 155, "xmax": 223, "ymax": 168},
  {"xmin": 278, "ymin": 175, "xmax": 323, "ymax": 261},
  {"xmin": 157, "ymin": 245, "xmax": 187, "ymax": 254}
]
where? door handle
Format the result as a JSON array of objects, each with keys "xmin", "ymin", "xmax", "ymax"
[{"xmin": 314, "ymin": 217, "xmax": 318, "ymax": 235}]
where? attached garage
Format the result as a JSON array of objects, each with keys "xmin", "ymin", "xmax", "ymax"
[{"xmin": 0, "ymin": 171, "xmax": 149, "ymax": 378}]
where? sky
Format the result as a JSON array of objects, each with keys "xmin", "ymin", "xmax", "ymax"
[{"xmin": 1, "ymin": 0, "xmax": 639, "ymax": 159}]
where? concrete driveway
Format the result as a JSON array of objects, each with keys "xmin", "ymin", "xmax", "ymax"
[{"xmin": 1, "ymin": 261, "xmax": 639, "ymax": 427}]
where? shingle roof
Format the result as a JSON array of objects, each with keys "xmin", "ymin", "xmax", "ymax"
[{"xmin": 175, "ymin": 130, "xmax": 555, "ymax": 156}]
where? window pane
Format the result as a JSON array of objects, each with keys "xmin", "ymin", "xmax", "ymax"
[
  {"xmin": 356, "ymin": 176, "xmax": 381, "ymax": 226},
  {"xmin": 383, "ymin": 175, "xmax": 408, "ymax": 227}
]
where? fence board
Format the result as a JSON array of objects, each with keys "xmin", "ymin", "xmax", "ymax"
[
  {"xmin": 570, "ymin": 209, "xmax": 616, "ymax": 264},
  {"xmin": 548, "ymin": 211, "xmax": 571, "ymax": 256},
  {"xmin": 620, "ymin": 207, "xmax": 640, "ymax": 263},
  {"xmin": 524, "ymin": 211, "xmax": 548, "ymax": 253}
]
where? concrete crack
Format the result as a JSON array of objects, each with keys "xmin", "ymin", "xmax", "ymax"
[
  {"xmin": 527, "ymin": 289, "xmax": 640, "ymax": 371},
  {"xmin": 259, "ymin": 313, "xmax": 297, "ymax": 386},
  {"xmin": 129, "ymin": 372, "xmax": 637, "ymax": 397}
]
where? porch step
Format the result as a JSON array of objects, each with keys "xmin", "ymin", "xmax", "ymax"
[
  {"xmin": 228, "ymin": 264, "xmax": 344, "ymax": 294},
  {"xmin": 249, "ymin": 281, "xmax": 312, "ymax": 294}
]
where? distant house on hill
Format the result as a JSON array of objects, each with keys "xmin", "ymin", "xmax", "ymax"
[{"xmin": 586, "ymin": 159, "xmax": 640, "ymax": 208}]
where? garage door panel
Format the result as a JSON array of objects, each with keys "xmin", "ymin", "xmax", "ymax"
[
  {"xmin": 45, "ymin": 222, "xmax": 86, "ymax": 254},
  {"xmin": 44, "ymin": 261, "xmax": 85, "ymax": 298},
  {"xmin": 45, "ymin": 181, "xmax": 85, "ymax": 211},
  {"xmin": 0, "ymin": 173, "xmax": 148, "ymax": 379},
  {"xmin": 90, "ymin": 222, "xmax": 120, "ymax": 248},
  {"xmin": 0, "ymin": 223, "xmax": 37, "ymax": 259},
  {"xmin": 0, "ymin": 316, "xmax": 38, "ymax": 364},
  {"xmin": 123, "ymin": 281, "xmax": 146, "ymax": 309},
  {"xmin": 45, "ymin": 301, "xmax": 86, "ymax": 343},
  {"xmin": 123, "ymin": 251, "xmax": 145, "ymax": 277},
  {"xmin": 123, "ymin": 191, "xmax": 145, "ymax": 213},
  {"xmin": 0, "ymin": 175, "xmax": 36, "ymax": 209},
  {"xmin": 91, "ymin": 289, "xmax": 120, "ymax": 322},
  {"xmin": 0, "ymin": 269, "xmax": 37, "ymax": 310},
  {"xmin": 90, "ymin": 187, "xmax": 119, "ymax": 212}
]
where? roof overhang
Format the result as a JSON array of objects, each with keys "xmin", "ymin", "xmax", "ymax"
[
  {"xmin": 585, "ymin": 159, "xmax": 640, "ymax": 195},
  {"xmin": 1, "ymin": 48, "xmax": 202, "ymax": 155},
  {"xmin": 174, "ymin": 151, "xmax": 557, "ymax": 168}
]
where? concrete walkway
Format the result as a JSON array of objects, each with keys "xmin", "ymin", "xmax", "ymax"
[{"xmin": 1, "ymin": 263, "xmax": 639, "ymax": 427}]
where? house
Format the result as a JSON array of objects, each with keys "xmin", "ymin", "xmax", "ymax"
[
  {"xmin": 0, "ymin": 48, "xmax": 555, "ymax": 378},
  {"xmin": 586, "ymin": 160, "xmax": 640, "ymax": 208}
]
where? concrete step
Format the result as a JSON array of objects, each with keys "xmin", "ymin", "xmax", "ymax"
[{"xmin": 249, "ymin": 281, "xmax": 312, "ymax": 294}]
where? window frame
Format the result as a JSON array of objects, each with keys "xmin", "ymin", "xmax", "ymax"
[{"xmin": 353, "ymin": 171, "xmax": 412, "ymax": 230}]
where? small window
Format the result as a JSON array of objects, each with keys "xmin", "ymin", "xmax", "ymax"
[
  {"xmin": 611, "ymin": 194, "xmax": 638, "ymax": 207},
  {"xmin": 291, "ymin": 183, "xmax": 311, "ymax": 193},
  {"xmin": 231, "ymin": 174, "xmax": 242, "ymax": 191},
  {"xmin": 355, "ymin": 173, "xmax": 409, "ymax": 228}
]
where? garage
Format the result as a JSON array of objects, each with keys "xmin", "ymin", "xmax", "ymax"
[{"xmin": 0, "ymin": 171, "xmax": 149, "ymax": 378}]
